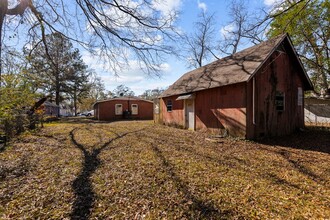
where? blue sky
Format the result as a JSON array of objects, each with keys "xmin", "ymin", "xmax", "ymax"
[
  {"xmin": 81, "ymin": 0, "xmax": 278, "ymax": 95},
  {"xmin": 6, "ymin": 0, "xmax": 278, "ymax": 95}
]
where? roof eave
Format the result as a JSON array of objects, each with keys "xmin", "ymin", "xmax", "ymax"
[
  {"xmin": 247, "ymin": 33, "xmax": 288, "ymax": 83},
  {"xmin": 285, "ymin": 35, "xmax": 314, "ymax": 91},
  {"xmin": 246, "ymin": 33, "xmax": 314, "ymax": 91}
]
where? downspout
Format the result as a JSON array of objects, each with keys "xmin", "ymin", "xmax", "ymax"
[{"xmin": 253, "ymin": 77, "xmax": 256, "ymax": 125}]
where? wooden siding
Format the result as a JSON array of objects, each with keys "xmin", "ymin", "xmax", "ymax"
[
  {"xmin": 159, "ymin": 84, "xmax": 247, "ymax": 137},
  {"xmin": 246, "ymin": 50, "xmax": 304, "ymax": 139},
  {"xmin": 94, "ymin": 99, "xmax": 153, "ymax": 121},
  {"xmin": 42, "ymin": 105, "xmax": 59, "ymax": 117},
  {"xmin": 160, "ymin": 96, "xmax": 184, "ymax": 127},
  {"xmin": 195, "ymin": 84, "xmax": 247, "ymax": 137}
]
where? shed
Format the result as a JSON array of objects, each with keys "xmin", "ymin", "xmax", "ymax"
[
  {"xmin": 157, "ymin": 34, "xmax": 313, "ymax": 139},
  {"xmin": 42, "ymin": 101, "xmax": 60, "ymax": 117},
  {"xmin": 93, "ymin": 97, "xmax": 153, "ymax": 121}
]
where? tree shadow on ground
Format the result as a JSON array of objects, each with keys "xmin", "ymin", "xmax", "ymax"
[
  {"xmin": 151, "ymin": 144, "xmax": 234, "ymax": 219},
  {"xmin": 56, "ymin": 117, "xmax": 153, "ymax": 125},
  {"xmin": 69, "ymin": 127, "xmax": 144, "ymax": 220},
  {"xmin": 57, "ymin": 117, "xmax": 110, "ymax": 124},
  {"xmin": 257, "ymin": 126, "xmax": 330, "ymax": 154},
  {"xmin": 256, "ymin": 127, "xmax": 330, "ymax": 185}
]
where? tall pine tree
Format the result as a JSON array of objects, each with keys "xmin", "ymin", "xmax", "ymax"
[{"xmin": 25, "ymin": 33, "xmax": 90, "ymax": 106}]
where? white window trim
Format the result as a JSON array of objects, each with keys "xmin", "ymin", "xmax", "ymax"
[
  {"xmin": 115, "ymin": 104, "xmax": 123, "ymax": 115},
  {"xmin": 167, "ymin": 100, "xmax": 173, "ymax": 112},
  {"xmin": 131, "ymin": 104, "xmax": 138, "ymax": 115}
]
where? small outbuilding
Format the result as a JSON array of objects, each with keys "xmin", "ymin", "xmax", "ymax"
[
  {"xmin": 93, "ymin": 97, "xmax": 153, "ymax": 121},
  {"xmin": 42, "ymin": 101, "xmax": 60, "ymax": 117},
  {"xmin": 156, "ymin": 34, "xmax": 313, "ymax": 139}
]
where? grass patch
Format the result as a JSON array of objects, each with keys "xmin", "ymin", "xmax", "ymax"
[{"xmin": 1, "ymin": 119, "xmax": 329, "ymax": 219}]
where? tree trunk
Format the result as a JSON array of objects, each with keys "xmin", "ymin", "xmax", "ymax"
[
  {"xmin": 55, "ymin": 64, "xmax": 61, "ymax": 105},
  {"xmin": 55, "ymin": 74, "xmax": 60, "ymax": 106},
  {"xmin": 74, "ymin": 87, "xmax": 77, "ymax": 116},
  {"xmin": 0, "ymin": 0, "xmax": 8, "ymax": 88}
]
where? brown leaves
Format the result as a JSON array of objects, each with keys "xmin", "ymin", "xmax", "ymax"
[{"xmin": 0, "ymin": 120, "xmax": 329, "ymax": 219}]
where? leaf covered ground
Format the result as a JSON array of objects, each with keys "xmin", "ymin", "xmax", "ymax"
[{"xmin": 0, "ymin": 119, "xmax": 329, "ymax": 219}]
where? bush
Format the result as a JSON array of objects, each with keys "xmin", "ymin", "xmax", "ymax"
[{"xmin": 0, "ymin": 73, "xmax": 41, "ymax": 140}]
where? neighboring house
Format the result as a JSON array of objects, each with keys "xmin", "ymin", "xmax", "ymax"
[
  {"xmin": 42, "ymin": 101, "xmax": 60, "ymax": 117},
  {"xmin": 156, "ymin": 34, "xmax": 313, "ymax": 139},
  {"xmin": 305, "ymin": 98, "xmax": 330, "ymax": 124},
  {"xmin": 93, "ymin": 97, "xmax": 153, "ymax": 121},
  {"xmin": 59, "ymin": 104, "xmax": 73, "ymax": 117}
]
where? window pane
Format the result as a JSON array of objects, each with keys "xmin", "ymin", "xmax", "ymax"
[
  {"xmin": 131, "ymin": 104, "xmax": 138, "ymax": 115},
  {"xmin": 115, "ymin": 104, "xmax": 123, "ymax": 115},
  {"xmin": 167, "ymin": 100, "xmax": 172, "ymax": 112},
  {"xmin": 275, "ymin": 92, "xmax": 285, "ymax": 111}
]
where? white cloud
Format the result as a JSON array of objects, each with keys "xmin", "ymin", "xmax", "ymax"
[
  {"xmin": 81, "ymin": 49, "xmax": 172, "ymax": 95},
  {"xmin": 197, "ymin": 0, "xmax": 207, "ymax": 12},
  {"xmin": 143, "ymin": 34, "xmax": 163, "ymax": 45},
  {"xmin": 98, "ymin": 61, "xmax": 172, "ymax": 95},
  {"xmin": 220, "ymin": 23, "xmax": 235, "ymax": 39},
  {"xmin": 264, "ymin": 0, "xmax": 282, "ymax": 7},
  {"xmin": 152, "ymin": 0, "xmax": 182, "ymax": 15}
]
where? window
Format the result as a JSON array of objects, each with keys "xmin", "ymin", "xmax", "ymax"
[
  {"xmin": 275, "ymin": 92, "xmax": 285, "ymax": 111},
  {"xmin": 115, "ymin": 104, "xmax": 123, "ymax": 115},
  {"xmin": 298, "ymin": 87, "xmax": 303, "ymax": 106},
  {"xmin": 166, "ymin": 100, "xmax": 172, "ymax": 112},
  {"xmin": 131, "ymin": 104, "xmax": 138, "ymax": 115}
]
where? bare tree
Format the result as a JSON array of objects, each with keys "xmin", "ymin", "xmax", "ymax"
[
  {"xmin": 248, "ymin": 0, "xmax": 310, "ymax": 36},
  {"xmin": 184, "ymin": 11, "xmax": 218, "ymax": 68},
  {"xmin": 218, "ymin": 0, "xmax": 250, "ymax": 56},
  {"xmin": 218, "ymin": 0, "xmax": 310, "ymax": 56},
  {"xmin": 0, "ymin": 0, "xmax": 180, "ymax": 86}
]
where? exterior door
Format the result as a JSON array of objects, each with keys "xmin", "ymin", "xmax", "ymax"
[
  {"xmin": 115, "ymin": 104, "xmax": 123, "ymax": 115},
  {"xmin": 131, "ymin": 104, "xmax": 138, "ymax": 115},
  {"xmin": 185, "ymin": 99, "xmax": 195, "ymax": 130}
]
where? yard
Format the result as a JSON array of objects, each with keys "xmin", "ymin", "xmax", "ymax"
[{"xmin": 0, "ymin": 119, "xmax": 329, "ymax": 219}]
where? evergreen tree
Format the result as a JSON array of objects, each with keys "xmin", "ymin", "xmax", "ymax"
[{"xmin": 25, "ymin": 33, "xmax": 89, "ymax": 105}]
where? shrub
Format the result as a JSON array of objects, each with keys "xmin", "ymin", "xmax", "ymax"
[{"xmin": 0, "ymin": 73, "xmax": 41, "ymax": 139}]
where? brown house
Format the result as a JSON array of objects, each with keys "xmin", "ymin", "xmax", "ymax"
[
  {"xmin": 156, "ymin": 34, "xmax": 313, "ymax": 139},
  {"xmin": 93, "ymin": 97, "xmax": 153, "ymax": 121}
]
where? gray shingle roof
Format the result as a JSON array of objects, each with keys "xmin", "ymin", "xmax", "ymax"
[
  {"xmin": 161, "ymin": 34, "xmax": 311, "ymax": 98},
  {"xmin": 93, "ymin": 97, "xmax": 153, "ymax": 107}
]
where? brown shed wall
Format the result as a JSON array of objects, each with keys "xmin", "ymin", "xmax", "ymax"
[
  {"xmin": 160, "ymin": 84, "xmax": 247, "ymax": 137},
  {"xmin": 195, "ymin": 84, "xmax": 247, "ymax": 137},
  {"xmin": 94, "ymin": 99, "xmax": 153, "ymax": 121},
  {"xmin": 160, "ymin": 96, "xmax": 184, "ymax": 127},
  {"xmin": 246, "ymin": 51, "xmax": 305, "ymax": 139}
]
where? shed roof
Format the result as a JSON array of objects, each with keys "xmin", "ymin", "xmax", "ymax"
[
  {"xmin": 44, "ymin": 101, "xmax": 59, "ymax": 107},
  {"xmin": 161, "ymin": 34, "xmax": 313, "ymax": 98},
  {"xmin": 93, "ymin": 97, "xmax": 153, "ymax": 107}
]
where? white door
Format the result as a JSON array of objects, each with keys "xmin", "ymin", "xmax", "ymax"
[
  {"xmin": 131, "ymin": 104, "xmax": 138, "ymax": 115},
  {"xmin": 185, "ymin": 99, "xmax": 195, "ymax": 130},
  {"xmin": 115, "ymin": 104, "xmax": 123, "ymax": 115}
]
